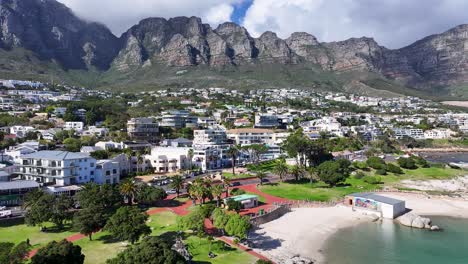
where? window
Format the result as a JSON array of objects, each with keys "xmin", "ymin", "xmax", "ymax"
[
  {"xmin": 90, "ymin": 171, "xmax": 94, "ymax": 175},
  {"xmin": 90, "ymin": 163, "xmax": 94, "ymax": 167},
  {"xmin": 113, "ymin": 169, "xmax": 117, "ymax": 174},
  {"xmin": 106, "ymin": 170, "xmax": 110, "ymax": 176}
]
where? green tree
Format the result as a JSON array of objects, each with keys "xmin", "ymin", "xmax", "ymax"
[
  {"xmin": 106, "ymin": 236, "xmax": 186, "ymax": 264},
  {"xmin": 290, "ymin": 165, "xmax": 305, "ymax": 181},
  {"xmin": 210, "ymin": 184, "xmax": 224, "ymax": 207},
  {"xmin": 226, "ymin": 146, "xmax": 239, "ymax": 175},
  {"xmin": 135, "ymin": 185, "xmax": 167, "ymax": 206},
  {"xmin": 50, "ymin": 195, "xmax": 74, "ymax": 229},
  {"xmin": 212, "ymin": 208, "xmax": 230, "ymax": 230},
  {"xmin": 177, "ymin": 207, "xmax": 205, "ymax": 234},
  {"xmin": 89, "ymin": 150, "xmax": 109, "ymax": 159},
  {"xmin": 366, "ymin": 156, "xmax": 386, "ymax": 170},
  {"xmin": 31, "ymin": 240, "xmax": 84, "ymax": 264},
  {"xmin": 119, "ymin": 180, "xmax": 138, "ymax": 205},
  {"xmin": 104, "ymin": 207, "xmax": 151, "ymax": 244},
  {"xmin": 273, "ymin": 159, "xmax": 289, "ymax": 182},
  {"xmin": 316, "ymin": 160, "xmax": 351, "ymax": 187},
  {"xmin": 387, "ymin": 163, "xmax": 403, "ymax": 174},
  {"xmin": 0, "ymin": 241, "xmax": 30, "ymax": 264},
  {"xmin": 73, "ymin": 206, "xmax": 105, "ymax": 241},
  {"xmin": 63, "ymin": 138, "xmax": 82, "ymax": 152},
  {"xmin": 225, "ymin": 214, "xmax": 251, "ymax": 239},
  {"xmin": 169, "ymin": 175, "xmax": 184, "ymax": 198},
  {"xmin": 256, "ymin": 171, "xmax": 267, "ymax": 185},
  {"xmin": 24, "ymin": 192, "xmax": 54, "ymax": 228}
]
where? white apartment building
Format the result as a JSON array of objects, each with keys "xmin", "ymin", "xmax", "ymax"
[
  {"xmin": 145, "ymin": 147, "xmax": 191, "ymax": 173},
  {"xmin": 10, "ymin": 126, "xmax": 35, "ymax": 138},
  {"xmin": 94, "ymin": 160, "xmax": 120, "ymax": 184},
  {"xmin": 424, "ymin": 129, "xmax": 456, "ymax": 139},
  {"xmin": 301, "ymin": 117, "xmax": 343, "ymax": 137},
  {"xmin": 227, "ymin": 128, "xmax": 275, "ymax": 146},
  {"xmin": 393, "ymin": 128, "xmax": 425, "ymax": 139},
  {"xmin": 18, "ymin": 151, "xmax": 97, "ymax": 186}
]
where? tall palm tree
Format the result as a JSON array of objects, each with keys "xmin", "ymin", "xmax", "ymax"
[
  {"xmin": 187, "ymin": 148, "xmax": 194, "ymax": 172},
  {"xmin": 307, "ymin": 167, "xmax": 319, "ymax": 184},
  {"xmin": 136, "ymin": 151, "xmax": 144, "ymax": 172},
  {"xmin": 119, "ymin": 179, "xmax": 137, "ymax": 205},
  {"xmin": 226, "ymin": 146, "xmax": 239, "ymax": 175},
  {"xmin": 170, "ymin": 175, "xmax": 184, "ymax": 197},
  {"xmin": 256, "ymin": 171, "xmax": 267, "ymax": 185},
  {"xmin": 211, "ymin": 184, "xmax": 224, "ymax": 207},
  {"xmin": 223, "ymin": 178, "xmax": 231, "ymax": 197},
  {"xmin": 273, "ymin": 159, "xmax": 289, "ymax": 182},
  {"xmin": 290, "ymin": 165, "xmax": 305, "ymax": 182}
]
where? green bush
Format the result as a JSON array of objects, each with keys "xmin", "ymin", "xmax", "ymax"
[
  {"xmin": 363, "ymin": 176, "xmax": 381, "ymax": 184},
  {"xmin": 353, "ymin": 171, "xmax": 366, "ymax": 179},
  {"xmin": 397, "ymin": 157, "xmax": 417, "ymax": 169},
  {"xmin": 352, "ymin": 161, "xmax": 368, "ymax": 170},
  {"xmin": 230, "ymin": 188, "xmax": 246, "ymax": 196},
  {"xmin": 200, "ymin": 204, "xmax": 216, "ymax": 218},
  {"xmin": 376, "ymin": 169, "xmax": 387, "ymax": 175},
  {"xmin": 387, "ymin": 163, "xmax": 403, "ymax": 174},
  {"xmin": 366, "ymin": 156, "xmax": 386, "ymax": 170},
  {"xmin": 225, "ymin": 199, "xmax": 242, "ymax": 212},
  {"xmin": 256, "ymin": 260, "xmax": 273, "ymax": 264}
]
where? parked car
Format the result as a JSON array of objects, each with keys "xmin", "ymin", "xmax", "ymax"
[
  {"xmin": 166, "ymin": 189, "xmax": 177, "ymax": 194},
  {"xmin": 261, "ymin": 178, "xmax": 270, "ymax": 183},
  {"xmin": 230, "ymin": 182, "xmax": 241, "ymax": 187}
]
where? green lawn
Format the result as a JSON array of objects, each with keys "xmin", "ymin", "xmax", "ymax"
[
  {"xmin": 259, "ymin": 178, "xmax": 377, "ymax": 202},
  {"xmin": 73, "ymin": 231, "xmax": 127, "ymax": 264},
  {"xmin": 223, "ymin": 172, "xmax": 254, "ymax": 180},
  {"xmin": 246, "ymin": 160, "xmax": 278, "ymax": 172},
  {"xmin": 0, "ymin": 221, "xmax": 76, "ymax": 247},
  {"xmin": 147, "ymin": 211, "xmax": 180, "ymax": 236},
  {"xmin": 246, "ymin": 192, "xmax": 266, "ymax": 203},
  {"xmin": 260, "ymin": 165, "xmax": 465, "ymax": 201},
  {"xmin": 186, "ymin": 236, "xmax": 255, "ymax": 264}
]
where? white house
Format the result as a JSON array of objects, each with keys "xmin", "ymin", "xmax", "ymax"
[
  {"xmin": 145, "ymin": 147, "xmax": 191, "ymax": 173},
  {"xmin": 10, "ymin": 126, "xmax": 35, "ymax": 138},
  {"xmin": 64, "ymin": 122, "xmax": 84, "ymax": 131}
]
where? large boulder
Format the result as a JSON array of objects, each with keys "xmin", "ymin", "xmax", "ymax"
[{"xmin": 397, "ymin": 212, "xmax": 432, "ymax": 229}]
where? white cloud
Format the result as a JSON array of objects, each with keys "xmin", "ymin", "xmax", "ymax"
[
  {"xmin": 205, "ymin": 4, "xmax": 235, "ymax": 26},
  {"xmin": 242, "ymin": 0, "xmax": 468, "ymax": 48},
  {"xmin": 58, "ymin": 0, "xmax": 241, "ymax": 36}
]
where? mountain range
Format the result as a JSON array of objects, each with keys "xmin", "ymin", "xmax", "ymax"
[{"xmin": 2, "ymin": 0, "xmax": 468, "ymax": 98}]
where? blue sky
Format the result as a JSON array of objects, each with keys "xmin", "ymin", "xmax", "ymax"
[{"xmin": 231, "ymin": 0, "xmax": 253, "ymax": 25}]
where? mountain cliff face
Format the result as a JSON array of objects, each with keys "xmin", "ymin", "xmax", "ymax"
[
  {"xmin": 2, "ymin": 0, "xmax": 468, "ymax": 96},
  {"xmin": 0, "ymin": 0, "xmax": 119, "ymax": 70}
]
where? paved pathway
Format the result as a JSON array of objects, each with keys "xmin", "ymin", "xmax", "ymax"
[{"xmin": 28, "ymin": 184, "xmax": 283, "ymax": 262}]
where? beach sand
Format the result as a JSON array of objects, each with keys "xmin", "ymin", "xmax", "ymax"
[{"xmin": 250, "ymin": 193, "xmax": 468, "ymax": 263}]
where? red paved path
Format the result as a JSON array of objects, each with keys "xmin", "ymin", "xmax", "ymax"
[{"xmin": 28, "ymin": 184, "xmax": 283, "ymax": 262}]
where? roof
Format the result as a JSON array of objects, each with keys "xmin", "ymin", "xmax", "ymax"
[
  {"xmin": 349, "ymin": 192, "xmax": 404, "ymax": 205},
  {"xmin": 225, "ymin": 194, "xmax": 258, "ymax": 202},
  {"xmin": 21, "ymin": 151, "xmax": 91, "ymax": 161},
  {"xmin": 227, "ymin": 128, "xmax": 275, "ymax": 134},
  {"xmin": 0, "ymin": 180, "xmax": 40, "ymax": 191}
]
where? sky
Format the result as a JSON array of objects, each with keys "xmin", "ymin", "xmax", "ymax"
[{"xmin": 58, "ymin": 0, "xmax": 468, "ymax": 49}]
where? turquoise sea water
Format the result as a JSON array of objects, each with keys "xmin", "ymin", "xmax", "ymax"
[{"xmin": 323, "ymin": 216, "xmax": 468, "ymax": 264}]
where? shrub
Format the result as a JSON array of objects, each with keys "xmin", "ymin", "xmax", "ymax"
[
  {"xmin": 200, "ymin": 204, "xmax": 216, "ymax": 218},
  {"xmin": 230, "ymin": 188, "xmax": 246, "ymax": 196},
  {"xmin": 256, "ymin": 260, "xmax": 273, "ymax": 264},
  {"xmin": 353, "ymin": 171, "xmax": 366, "ymax": 179},
  {"xmin": 397, "ymin": 157, "xmax": 417, "ymax": 169},
  {"xmin": 366, "ymin": 156, "xmax": 386, "ymax": 170},
  {"xmin": 376, "ymin": 169, "xmax": 387, "ymax": 175},
  {"xmin": 387, "ymin": 163, "xmax": 403, "ymax": 174},
  {"xmin": 352, "ymin": 161, "xmax": 368, "ymax": 170},
  {"xmin": 363, "ymin": 176, "xmax": 381, "ymax": 184},
  {"xmin": 225, "ymin": 199, "xmax": 242, "ymax": 212}
]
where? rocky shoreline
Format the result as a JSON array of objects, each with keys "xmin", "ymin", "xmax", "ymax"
[{"xmin": 396, "ymin": 212, "xmax": 440, "ymax": 230}]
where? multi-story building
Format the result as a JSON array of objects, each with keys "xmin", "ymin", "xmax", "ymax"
[
  {"xmin": 159, "ymin": 110, "xmax": 195, "ymax": 128},
  {"xmin": 227, "ymin": 128, "xmax": 275, "ymax": 146},
  {"xmin": 18, "ymin": 151, "xmax": 97, "ymax": 186},
  {"xmin": 145, "ymin": 147, "xmax": 191, "ymax": 173},
  {"xmin": 127, "ymin": 117, "xmax": 159, "ymax": 143},
  {"xmin": 64, "ymin": 121, "xmax": 84, "ymax": 131},
  {"xmin": 393, "ymin": 128, "xmax": 425, "ymax": 139},
  {"xmin": 254, "ymin": 114, "xmax": 280, "ymax": 128},
  {"xmin": 193, "ymin": 127, "xmax": 227, "ymax": 146}
]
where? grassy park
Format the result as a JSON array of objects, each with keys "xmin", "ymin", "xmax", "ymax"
[
  {"xmin": 260, "ymin": 165, "xmax": 465, "ymax": 202},
  {"xmin": 0, "ymin": 220, "xmax": 75, "ymax": 247}
]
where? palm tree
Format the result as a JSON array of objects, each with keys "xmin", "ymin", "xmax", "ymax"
[
  {"xmin": 290, "ymin": 165, "xmax": 305, "ymax": 182},
  {"xmin": 256, "ymin": 171, "xmax": 267, "ymax": 185},
  {"xmin": 119, "ymin": 179, "xmax": 137, "ymax": 205},
  {"xmin": 223, "ymin": 178, "xmax": 231, "ymax": 197},
  {"xmin": 191, "ymin": 179, "xmax": 207, "ymax": 205},
  {"xmin": 307, "ymin": 167, "xmax": 319, "ymax": 184},
  {"xmin": 273, "ymin": 159, "xmax": 289, "ymax": 182},
  {"xmin": 187, "ymin": 148, "xmax": 194, "ymax": 172},
  {"xmin": 136, "ymin": 151, "xmax": 144, "ymax": 172},
  {"xmin": 226, "ymin": 146, "xmax": 239, "ymax": 175},
  {"xmin": 170, "ymin": 175, "xmax": 184, "ymax": 197},
  {"xmin": 211, "ymin": 184, "xmax": 224, "ymax": 207}
]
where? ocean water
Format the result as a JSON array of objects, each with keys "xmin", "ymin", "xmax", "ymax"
[
  {"xmin": 323, "ymin": 216, "xmax": 468, "ymax": 264},
  {"xmin": 419, "ymin": 152, "xmax": 468, "ymax": 164}
]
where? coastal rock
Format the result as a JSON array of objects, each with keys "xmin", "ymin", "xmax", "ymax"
[
  {"xmin": 431, "ymin": 225, "xmax": 440, "ymax": 231},
  {"xmin": 397, "ymin": 213, "xmax": 432, "ymax": 229}
]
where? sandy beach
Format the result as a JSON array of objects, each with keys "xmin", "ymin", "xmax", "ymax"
[{"xmin": 250, "ymin": 193, "xmax": 468, "ymax": 263}]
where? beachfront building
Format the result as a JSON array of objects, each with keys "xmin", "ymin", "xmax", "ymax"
[
  {"xmin": 224, "ymin": 194, "xmax": 259, "ymax": 209},
  {"xmin": 345, "ymin": 192, "xmax": 406, "ymax": 219}
]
